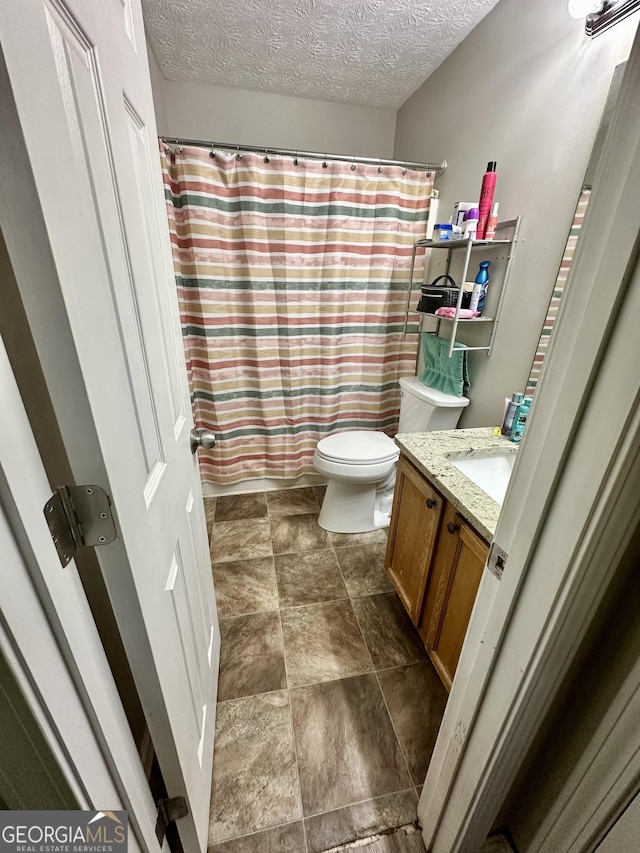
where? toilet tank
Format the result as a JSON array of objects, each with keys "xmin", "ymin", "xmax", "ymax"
[{"xmin": 397, "ymin": 377, "xmax": 469, "ymax": 433}]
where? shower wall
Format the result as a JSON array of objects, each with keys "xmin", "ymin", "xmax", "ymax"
[{"xmin": 147, "ymin": 44, "xmax": 396, "ymax": 158}]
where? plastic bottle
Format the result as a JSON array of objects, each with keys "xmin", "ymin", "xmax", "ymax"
[
  {"xmin": 510, "ymin": 396, "xmax": 532, "ymax": 443},
  {"xmin": 462, "ymin": 207, "xmax": 479, "ymax": 239},
  {"xmin": 476, "ymin": 161, "xmax": 498, "ymax": 239},
  {"xmin": 485, "ymin": 202, "xmax": 500, "ymax": 240},
  {"xmin": 501, "ymin": 392, "xmax": 524, "ymax": 436},
  {"xmin": 469, "ymin": 261, "xmax": 491, "ymax": 314}
]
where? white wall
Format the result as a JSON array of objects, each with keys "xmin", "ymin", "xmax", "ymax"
[
  {"xmin": 155, "ymin": 78, "xmax": 396, "ymax": 158},
  {"xmin": 146, "ymin": 41, "xmax": 168, "ymax": 134},
  {"xmin": 394, "ymin": 0, "xmax": 639, "ymax": 427}
]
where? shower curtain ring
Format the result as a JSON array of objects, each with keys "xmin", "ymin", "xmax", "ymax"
[
  {"xmin": 402, "ymin": 162, "xmax": 407, "ymax": 175},
  {"xmin": 378, "ymin": 160, "xmax": 383, "ymax": 173},
  {"xmin": 264, "ymin": 149, "xmax": 270, "ymax": 163},
  {"xmin": 323, "ymin": 155, "xmax": 328, "ymax": 168},
  {"xmin": 293, "ymin": 152, "xmax": 299, "ymax": 166},
  {"xmin": 236, "ymin": 146, "xmax": 242, "ymax": 160},
  {"xmin": 351, "ymin": 156, "xmax": 356, "ymax": 171}
]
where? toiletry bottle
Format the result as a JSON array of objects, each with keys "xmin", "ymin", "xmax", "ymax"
[
  {"xmin": 469, "ymin": 261, "xmax": 491, "ymax": 314},
  {"xmin": 485, "ymin": 202, "xmax": 499, "ymax": 240},
  {"xmin": 462, "ymin": 207, "xmax": 479, "ymax": 240},
  {"xmin": 476, "ymin": 161, "xmax": 498, "ymax": 239},
  {"xmin": 510, "ymin": 396, "xmax": 532, "ymax": 443},
  {"xmin": 501, "ymin": 391, "xmax": 524, "ymax": 436}
]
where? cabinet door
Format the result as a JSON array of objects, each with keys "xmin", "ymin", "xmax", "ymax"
[
  {"xmin": 385, "ymin": 456, "xmax": 444, "ymax": 624},
  {"xmin": 419, "ymin": 502, "xmax": 488, "ymax": 690}
]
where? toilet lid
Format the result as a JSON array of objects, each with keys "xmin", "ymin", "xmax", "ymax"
[{"xmin": 316, "ymin": 431, "xmax": 399, "ymax": 464}]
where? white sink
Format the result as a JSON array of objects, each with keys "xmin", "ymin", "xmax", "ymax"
[{"xmin": 450, "ymin": 452, "xmax": 516, "ymax": 506}]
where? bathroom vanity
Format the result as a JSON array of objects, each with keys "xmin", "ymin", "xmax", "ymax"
[{"xmin": 385, "ymin": 428, "xmax": 515, "ymax": 691}]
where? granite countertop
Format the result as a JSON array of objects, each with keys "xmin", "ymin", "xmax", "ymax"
[{"xmin": 394, "ymin": 427, "xmax": 517, "ymax": 542}]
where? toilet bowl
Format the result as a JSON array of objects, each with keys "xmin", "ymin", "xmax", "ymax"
[
  {"xmin": 314, "ymin": 431, "xmax": 400, "ymax": 534},
  {"xmin": 314, "ymin": 378, "xmax": 469, "ymax": 533}
]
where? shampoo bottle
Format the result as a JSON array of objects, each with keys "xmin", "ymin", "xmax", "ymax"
[
  {"xmin": 476, "ymin": 161, "xmax": 498, "ymax": 239},
  {"xmin": 510, "ymin": 396, "xmax": 532, "ymax": 443},
  {"xmin": 469, "ymin": 261, "xmax": 491, "ymax": 314}
]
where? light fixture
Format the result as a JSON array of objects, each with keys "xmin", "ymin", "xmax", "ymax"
[
  {"xmin": 568, "ymin": 0, "xmax": 604, "ymax": 18},
  {"xmin": 568, "ymin": 0, "xmax": 640, "ymax": 35}
]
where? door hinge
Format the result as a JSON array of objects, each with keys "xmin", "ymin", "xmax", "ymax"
[
  {"xmin": 155, "ymin": 796, "xmax": 188, "ymax": 846},
  {"xmin": 487, "ymin": 541, "xmax": 508, "ymax": 580},
  {"xmin": 43, "ymin": 485, "xmax": 117, "ymax": 567}
]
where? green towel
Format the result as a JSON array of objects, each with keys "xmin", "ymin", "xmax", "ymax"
[{"xmin": 419, "ymin": 333, "xmax": 470, "ymax": 397}]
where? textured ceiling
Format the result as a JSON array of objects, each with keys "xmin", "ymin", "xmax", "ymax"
[{"xmin": 142, "ymin": 0, "xmax": 500, "ymax": 109}]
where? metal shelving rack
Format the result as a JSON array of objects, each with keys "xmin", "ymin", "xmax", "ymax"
[{"xmin": 403, "ymin": 217, "xmax": 521, "ymax": 357}]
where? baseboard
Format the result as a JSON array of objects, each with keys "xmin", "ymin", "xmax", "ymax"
[{"xmin": 202, "ymin": 474, "xmax": 327, "ymax": 497}]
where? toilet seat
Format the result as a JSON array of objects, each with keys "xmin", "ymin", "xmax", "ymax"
[{"xmin": 316, "ymin": 431, "xmax": 399, "ymax": 465}]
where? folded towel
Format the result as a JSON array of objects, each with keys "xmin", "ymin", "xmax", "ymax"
[
  {"xmin": 435, "ymin": 307, "xmax": 479, "ymax": 319},
  {"xmin": 419, "ymin": 333, "xmax": 470, "ymax": 397}
]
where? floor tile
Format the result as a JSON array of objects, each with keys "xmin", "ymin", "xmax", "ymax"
[
  {"xmin": 328, "ymin": 528, "xmax": 389, "ymax": 547},
  {"xmin": 218, "ymin": 612, "xmax": 286, "ymax": 701},
  {"xmin": 207, "ymin": 821, "xmax": 305, "ymax": 853},
  {"xmin": 204, "ymin": 497, "xmax": 216, "ymax": 536},
  {"xmin": 270, "ymin": 513, "xmax": 330, "ymax": 555},
  {"xmin": 208, "ymin": 691, "xmax": 301, "ymax": 844},
  {"xmin": 352, "ymin": 594, "xmax": 428, "ymax": 669},
  {"xmin": 335, "ymin": 543, "xmax": 394, "ymax": 597},
  {"xmin": 275, "ymin": 549, "xmax": 348, "ymax": 608},
  {"xmin": 213, "ymin": 556, "xmax": 278, "ymax": 618},
  {"xmin": 282, "ymin": 600, "xmax": 372, "ymax": 688},
  {"xmin": 290, "ymin": 673, "xmax": 411, "ymax": 816},
  {"xmin": 267, "ymin": 487, "xmax": 319, "ymax": 516},
  {"xmin": 304, "ymin": 789, "xmax": 417, "ymax": 853},
  {"xmin": 210, "ymin": 518, "xmax": 272, "ymax": 563},
  {"xmin": 215, "ymin": 492, "xmax": 267, "ymax": 522},
  {"xmin": 377, "ymin": 663, "xmax": 448, "ymax": 785}
]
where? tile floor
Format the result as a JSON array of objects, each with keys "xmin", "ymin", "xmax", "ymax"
[{"xmin": 205, "ymin": 487, "xmax": 448, "ymax": 853}]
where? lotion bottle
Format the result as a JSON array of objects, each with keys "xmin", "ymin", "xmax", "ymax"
[
  {"xmin": 502, "ymin": 392, "xmax": 524, "ymax": 436},
  {"xmin": 476, "ymin": 161, "xmax": 498, "ymax": 239}
]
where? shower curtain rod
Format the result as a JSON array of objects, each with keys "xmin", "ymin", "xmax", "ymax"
[{"xmin": 161, "ymin": 136, "xmax": 447, "ymax": 174}]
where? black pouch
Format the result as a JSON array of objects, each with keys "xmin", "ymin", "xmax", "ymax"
[{"xmin": 416, "ymin": 275, "xmax": 459, "ymax": 314}]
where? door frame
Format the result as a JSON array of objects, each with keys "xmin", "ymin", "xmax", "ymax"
[{"xmin": 419, "ymin": 22, "xmax": 640, "ymax": 852}]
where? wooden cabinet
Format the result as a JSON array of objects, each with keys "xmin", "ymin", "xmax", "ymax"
[
  {"xmin": 385, "ymin": 455, "xmax": 444, "ymax": 624},
  {"xmin": 418, "ymin": 502, "xmax": 488, "ymax": 690},
  {"xmin": 385, "ymin": 455, "xmax": 489, "ymax": 690}
]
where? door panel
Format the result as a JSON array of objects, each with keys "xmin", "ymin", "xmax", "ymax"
[
  {"xmin": 385, "ymin": 456, "xmax": 444, "ymax": 623},
  {"xmin": 0, "ymin": 1, "xmax": 218, "ymax": 849}
]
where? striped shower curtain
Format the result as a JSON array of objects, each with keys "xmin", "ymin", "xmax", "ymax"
[{"xmin": 161, "ymin": 144, "xmax": 432, "ymax": 485}]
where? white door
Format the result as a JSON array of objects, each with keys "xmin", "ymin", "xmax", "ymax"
[
  {"xmin": 0, "ymin": 336, "xmax": 153, "ymax": 851},
  {"xmin": 0, "ymin": 1, "xmax": 219, "ymax": 850}
]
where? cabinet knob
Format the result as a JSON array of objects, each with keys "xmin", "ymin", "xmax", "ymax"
[
  {"xmin": 425, "ymin": 498, "xmax": 436, "ymax": 509},
  {"xmin": 447, "ymin": 521, "xmax": 460, "ymax": 535}
]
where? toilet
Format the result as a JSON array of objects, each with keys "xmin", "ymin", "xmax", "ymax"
[{"xmin": 313, "ymin": 377, "xmax": 470, "ymax": 533}]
